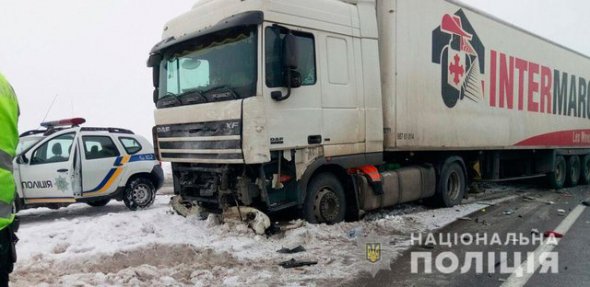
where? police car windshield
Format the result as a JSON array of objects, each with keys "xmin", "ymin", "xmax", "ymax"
[
  {"xmin": 17, "ymin": 136, "xmax": 43, "ymax": 156},
  {"xmin": 157, "ymin": 26, "xmax": 257, "ymax": 108}
]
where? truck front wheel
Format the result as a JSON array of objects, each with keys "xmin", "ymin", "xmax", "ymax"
[
  {"xmin": 548, "ymin": 155, "xmax": 566, "ymax": 189},
  {"xmin": 303, "ymin": 173, "xmax": 346, "ymax": 224},
  {"xmin": 124, "ymin": 177, "xmax": 156, "ymax": 211},
  {"xmin": 433, "ymin": 160, "xmax": 466, "ymax": 207}
]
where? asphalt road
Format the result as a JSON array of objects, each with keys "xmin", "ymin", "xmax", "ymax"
[{"xmin": 347, "ymin": 184, "xmax": 590, "ymax": 287}]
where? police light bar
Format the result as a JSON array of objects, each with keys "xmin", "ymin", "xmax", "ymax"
[{"xmin": 41, "ymin": 117, "xmax": 86, "ymax": 128}]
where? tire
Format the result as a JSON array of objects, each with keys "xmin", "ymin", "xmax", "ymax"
[
  {"xmin": 303, "ymin": 173, "xmax": 346, "ymax": 224},
  {"xmin": 86, "ymin": 199, "xmax": 110, "ymax": 207},
  {"xmin": 548, "ymin": 155, "xmax": 566, "ymax": 189},
  {"xmin": 566, "ymin": 155, "xmax": 581, "ymax": 187},
  {"xmin": 433, "ymin": 160, "xmax": 466, "ymax": 207},
  {"xmin": 123, "ymin": 177, "xmax": 156, "ymax": 211},
  {"xmin": 580, "ymin": 155, "xmax": 590, "ymax": 185}
]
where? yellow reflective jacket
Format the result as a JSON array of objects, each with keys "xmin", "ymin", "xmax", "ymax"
[{"xmin": 0, "ymin": 73, "xmax": 18, "ymax": 230}]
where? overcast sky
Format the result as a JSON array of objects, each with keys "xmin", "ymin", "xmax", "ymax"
[{"xmin": 1, "ymin": 0, "xmax": 589, "ymax": 140}]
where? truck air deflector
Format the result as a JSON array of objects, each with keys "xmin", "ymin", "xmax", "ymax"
[{"xmin": 149, "ymin": 10, "xmax": 264, "ymax": 56}]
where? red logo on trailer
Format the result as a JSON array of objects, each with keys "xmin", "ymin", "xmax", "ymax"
[{"xmin": 432, "ymin": 9, "xmax": 486, "ymax": 108}]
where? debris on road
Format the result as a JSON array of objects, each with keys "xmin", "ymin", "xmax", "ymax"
[
  {"xmin": 279, "ymin": 258, "xmax": 318, "ymax": 268},
  {"xmin": 543, "ymin": 231, "xmax": 564, "ymax": 238},
  {"xmin": 522, "ymin": 195, "xmax": 554, "ymax": 205},
  {"xmin": 277, "ymin": 245, "xmax": 306, "ymax": 254},
  {"xmin": 457, "ymin": 217, "xmax": 472, "ymax": 221},
  {"xmin": 279, "ymin": 220, "xmax": 305, "ymax": 232},
  {"xmin": 347, "ymin": 226, "xmax": 364, "ymax": 239},
  {"xmin": 224, "ymin": 206, "xmax": 271, "ymax": 235},
  {"xmin": 557, "ymin": 209, "xmax": 566, "ymax": 216},
  {"xmin": 503, "ymin": 209, "xmax": 514, "ymax": 215}
]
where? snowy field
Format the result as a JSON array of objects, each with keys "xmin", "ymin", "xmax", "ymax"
[{"xmin": 9, "ymin": 192, "xmax": 504, "ymax": 286}]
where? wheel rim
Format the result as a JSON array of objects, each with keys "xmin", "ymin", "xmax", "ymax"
[
  {"xmin": 314, "ymin": 187, "xmax": 340, "ymax": 223},
  {"xmin": 447, "ymin": 171, "xmax": 460, "ymax": 201},
  {"xmin": 130, "ymin": 183, "xmax": 152, "ymax": 206}
]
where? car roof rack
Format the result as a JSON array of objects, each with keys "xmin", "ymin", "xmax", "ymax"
[
  {"xmin": 20, "ymin": 118, "xmax": 135, "ymax": 138},
  {"xmin": 80, "ymin": 127, "xmax": 135, "ymax": 135}
]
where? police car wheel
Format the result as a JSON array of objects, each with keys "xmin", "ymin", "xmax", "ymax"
[{"xmin": 124, "ymin": 177, "xmax": 156, "ymax": 211}]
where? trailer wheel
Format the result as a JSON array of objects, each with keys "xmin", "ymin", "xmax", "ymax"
[
  {"xmin": 124, "ymin": 177, "xmax": 156, "ymax": 211},
  {"xmin": 87, "ymin": 199, "xmax": 110, "ymax": 207},
  {"xmin": 566, "ymin": 155, "xmax": 581, "ymax": 187},
  {"xmin": 433, "ymin": 161, "xmax": 466, "ymax": 207},
  {"xmin": 580, "ymin": 155, "xmax": 590, "ymax": 185},
  {"xmin": 303, "ymin": 173, "xmax": 346, "ymax": 224},
  {"xmin": 548, "ymin": 155, "xmax": 566, "ymax": 189}
]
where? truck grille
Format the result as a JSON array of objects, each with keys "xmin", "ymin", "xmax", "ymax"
[{"xmin": 155, "ymin": 120, "xmax": 243, "ymax": 164}]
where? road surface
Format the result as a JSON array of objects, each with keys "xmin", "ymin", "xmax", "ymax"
[{"xmin": 347, "ymin": 184, "xmax": 590, "ymax": 287}]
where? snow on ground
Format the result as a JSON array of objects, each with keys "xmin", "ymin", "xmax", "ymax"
[{"xmin": 10, "ymin": 194, "xmax": 501, "ymax": 287}]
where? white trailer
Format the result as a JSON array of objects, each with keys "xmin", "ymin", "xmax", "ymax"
[{"xmin": 148, "ymin": 0, "xmax": 590, "ymax": 223}]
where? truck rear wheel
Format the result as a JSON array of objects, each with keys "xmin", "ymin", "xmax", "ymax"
[
  {"xmin": 566, "ymin": 155, "xmax": 581, "ymax": 187},
  {"xmin": 303, "ymin": 173, "xmax": 346, "ymax": 224},
  {"xmin": 87, "ymin": 199, "xmax": 110, "ymax": 207},
  {"xmin": 124, "ymin": 177, "xmax": 156, "ymax": 211},
  {"xmin": 433, "ymin": 160, "xmax": 465, "ymax": 207},
  {"xmin": 548, "ymin": 155, "xmax": 566, "ymax": 189},
  {"xmin": 580, "ymin": 155, "xmax": 590, "ymax": 185}
]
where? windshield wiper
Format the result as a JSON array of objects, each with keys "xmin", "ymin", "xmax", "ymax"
[
  {"xmin": 177, "ymin": 89, "xmax": 208, "ymax": 105},
  {"xmin": 203, "ymin": 85, "xmax": 239, "ymax": 102},
  {"xmin": 156, "ymin": 93, "xmax": 183, "ymax": 108}
]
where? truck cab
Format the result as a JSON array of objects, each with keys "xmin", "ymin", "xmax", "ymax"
[
  {"xmin": 148, "ymin": 0, "xmax": 394, "ymax": 223},
  {"xmin": 14, "ymin": 118, "xmax": 164, "ymax": 211}
]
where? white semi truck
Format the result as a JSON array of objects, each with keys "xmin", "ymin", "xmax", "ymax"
[{"xmin": 148, "ymin": 0, "xmax": 590, "ymax": 223}]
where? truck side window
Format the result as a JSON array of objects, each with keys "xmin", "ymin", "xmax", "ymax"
[
  {"xmin": 119, "ymin": 137, "xmax": 142, "ymax": 155},
  {"xmin": 83, "ymin": 136, "xmax": 121, "ymax": 160},
  {"xmin": 30, "ymin": 133, "xmax": 75, "ymax": 165},
  {"xmin": 265, "ymin": 27, "xmax": 316, "ymax": 87}
]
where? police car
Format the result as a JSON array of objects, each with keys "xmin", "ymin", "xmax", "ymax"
[{"xmin": 13, "ymin": 118, "xmax": 163, "ymax": 211}]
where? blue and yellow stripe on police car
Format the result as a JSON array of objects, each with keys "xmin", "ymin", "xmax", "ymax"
[{"xmin": 83, "ymin": 155, "xmax": 131, "ymax": 197}]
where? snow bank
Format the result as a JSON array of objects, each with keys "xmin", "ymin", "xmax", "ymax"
[{"xmin": 11, "ymin": 196, "xmax": 491, "ymax": 286}]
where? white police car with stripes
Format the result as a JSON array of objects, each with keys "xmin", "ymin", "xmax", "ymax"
[{"xmin": 13, "ymin": 118, "xmax": 164, "ymax": 211}]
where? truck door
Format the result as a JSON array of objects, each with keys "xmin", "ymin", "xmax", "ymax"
[
  {"xmin": 263, "ymin": 25, "xmax": 323, "ymax": 149},
  {"xmin": 319, "ymin": 34, "xmax": 365, "ymax": 154},
  {"xmin": 80, "ymin": 135, "xmax": 124, "ymax": 197},
  {"xmin": 18, "ymin": 132, "xmax": 78, "ymax": 202}
]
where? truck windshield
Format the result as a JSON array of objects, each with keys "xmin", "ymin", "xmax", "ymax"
[{"xmin": 157, "ymin": 26, "xmax": 258, "ymax": 108}]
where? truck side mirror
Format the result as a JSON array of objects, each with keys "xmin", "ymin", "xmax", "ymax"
[
  {"xmin": 272, "ymin": 33, "xmax": 301, "ymax": 101},
  {"xmin": 153, "ymin": 89, "xmax": 159, "ymax": 104},
  {"xmin": 147, "ymin": 53, "xmax": 162, "ymax": 68},
  {"xmin": 152, "ymin": 68, "xmax": 160, "ymax": 105},
  {"xmin": 284, "ymin": 34, "xmax": 298, "ymax": 70}
]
